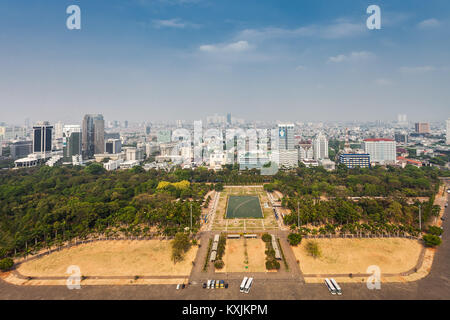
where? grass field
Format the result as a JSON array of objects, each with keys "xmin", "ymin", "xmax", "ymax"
[
  {"xmin": 226, "ymin": 196, "xmax": 263, "ymax": 218},
  {"xmin": 292, "ymin": 238, "xmax": 423, "ymax": 275},
  {"xmin": 211, "ymin": 186, "xmax": 278, "ymax": 231},
  {"xmin": 17, "ymin": 240, "xmax": 198, "ymax": 278}
]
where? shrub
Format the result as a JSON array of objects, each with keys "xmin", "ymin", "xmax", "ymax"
[
  {"xmin": 171, "ymin": 232, "xmax": 192, "ymax": 262},
  {"xmin": 261, "ymin": 233, "xmax": 272, "ymax": 243},
  {"xmin": 0, "ymin": 258, "xmax": 14, "ymax": 272},
  {"xmin": 265, "ymin": 259, "xmax": 280, "ymax": 270},
  {"xmin": 287, "ymin": 233, "xmax": 302, "ymax": 246},
  {"xmin": 0, "ymin": 248, "xmax": 8, "ymax": 259},
  {"xmin": 305, "ymin": 241, "xmax": 321, "ymax": 258},
  {"xmin": 423, "ymin": 234, "xmax": 442, "ymax": 247},
  {"xmin": 427, "ymin": 226, "xmax": 443, "ymax": 236},
  {"xmin": 214, "ymin": 260, "xmax": 224, "ymax": 269}
]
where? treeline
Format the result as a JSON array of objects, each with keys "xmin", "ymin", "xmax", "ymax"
[{"xmin": 265, "ymin": 164, "xmax": 444, "ymax": 198}]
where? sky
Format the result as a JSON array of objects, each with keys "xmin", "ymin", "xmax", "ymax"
[{"xmin": 0, "ymin": 0, "xmax": 449, "ymax": 125}]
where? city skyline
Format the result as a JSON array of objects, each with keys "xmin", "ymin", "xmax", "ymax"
[{"xmin": 0, "ymin": 0, "xmax": 449, "ymax": 123}]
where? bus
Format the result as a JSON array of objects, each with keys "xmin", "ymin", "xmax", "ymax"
[
  {"xmin": 207, "ymin": 280, "xmax": 211, "ymax": 289},
  {"xmin": 324, "ymin": 278, "xmax": 336, "ymax": 295},
  {"xmin": 240, "ymin": 277, "xmax": 248, "ymax": 293},
  {"xmin": 330, "ymin": 278, "xmax": 342, "ymax": 295},
  {"xmin": 244, "ymin": 277, "xmax": 253, "ymax": 293}
]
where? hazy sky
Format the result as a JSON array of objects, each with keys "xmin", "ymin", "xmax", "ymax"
[{"xmin": 0, "ymin": 0, "xmax": 449, "ymax": 124}]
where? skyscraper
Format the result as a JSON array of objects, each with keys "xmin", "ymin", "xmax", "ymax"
[
  {"xmin": 277, "ymin": 124, "xmax": 297, "ymax": 168},
  {"xmin": 82, "ymin": 114, "xmax": 105, "ymax": 159},
  {"xmin": 63, "ymin": 125, "xmax": 82, "ymax": 162},
  {"xmin": 415, "ymin": 122, "xmax": 430, "ymax": 134},
  {"xmin": 33, "ymin": 121, "xmax": 53, "ymax": 158},
  {"xmin": 313, "ymin": 132, "xmax": 329, "ymax": 160}
]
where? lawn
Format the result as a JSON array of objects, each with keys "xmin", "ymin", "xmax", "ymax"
[{"xmin": 226, "ymin": 196, "xmax": 263, "ymax": 218}]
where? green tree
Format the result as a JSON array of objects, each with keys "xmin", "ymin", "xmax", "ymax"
[
  {"xmin": 423, "ymin": 234, "xmax": 442, "ymax": 247},
  {"xmin": 0, "ymin": 258, "xmax": 14, "ymax": 271}
]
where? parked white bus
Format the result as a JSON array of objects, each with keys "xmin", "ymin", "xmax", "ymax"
[
  {"xmin": 240, "ymin": 277, "xmax": 248, "ymax": 293},
  {"xmin": 207, "ymin": 280, "xmax": 211, "ymax": 289},
  {"xmin": 330, "ymin": 278, "xmax": 342, "ymax": 295},
  {"xmin": 324, "ymin": 278, "xmax": 336, "ymax": 295},
  {"xmin": 244, "ymin": 277, "xmax": 253, "ymax": 293}
]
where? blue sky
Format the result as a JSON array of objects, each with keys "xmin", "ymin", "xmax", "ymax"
[{"xmin": 0, "ymin": 0, "xmax": 449, "ymax": 124}]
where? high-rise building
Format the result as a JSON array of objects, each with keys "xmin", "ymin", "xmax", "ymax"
[
  {"xmin": 394, "ymin": 132, "xmax": 408, "ymax": 144},
  {"xmin": 227, "ymin": 113, "xmax": 232, "ymax": 125},
  {"xmin": 82, "ymin": 114, "xmax": 105, "ymax": 158},
  {"xmin": 10, "ymin": 140, "xmax": 33, "ymax": 159},
  {"xmin": 105, "ymin": 138, "xmax": 122, "ymax": 154},
  {"xmin": 363, "ymin": 138, "xmax": 396, "ymax": 164},
  {"xmin": 415, "ymin": 122, "xmax": 430, "ymax": 134},
  {"xmin": 339, "ymin": 154, "xmax": 371, "ymax": 168},
  {"xmin": 33, "ymin": 121, "xmax": 53, "ymax": 158},
  {"xmin": 63, "ymin": 125, "xmax": 82, "ymax": 162},
  {"xmin": 157, "ymin": 130, "xmax": 172, "ymax": 144},
  {"xmin": 313, "ymin": 132, "xmax": 329, "ymax": 160},
  {"xmin": 277, "ymin": 124, "xmax": 297, "ymax": 168},
  {"xmin": 446, "ymin": 118, "xmax": 450, "ymax": 145}
]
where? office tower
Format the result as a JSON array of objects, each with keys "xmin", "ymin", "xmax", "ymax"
[
  {"xmin": 124, "ymin": 120, "xmax": 129, "ymax": 129},
  {"xmin": 363, "ymin": 138, "xmax": 396, "ymax": 164},
  {"xmin": 53, "ymin": 121, "xmax": 64, "ymax": 150},
  {"xmin": 277, "ymin": 124, "xmax": 298, "ymax": 168},
  {"xmin": 33, "ymin": 121, "xmax": 53, "ymax": 158},
  {"xmin": 415, "ymin": 122, "xmax": 430, "ymax": 134},
  {"xmin": 339, "ymin": 154, "xmax": 371, "ymax": 168},
  {"xmin": 0, "ymin": 137, "xmax": 2, "ymax": 156},
  {"xmin": 105, "ymin": 138, "xmax": 122, "ymax": 154},
  {"xmin": 63, "ymin": 125, "xmax": 82, "ymax": 162},
  {"xmin": 82, "ymin": 114, "xmax": 105, "ymax": 158},
  {"xmin": 446, "ymin": 118, "xmax": 450, "ymax": 145},
  {"xmin": 146, "ymin": 124, "xmax": 151, "ymax": 135},
  {"xmin": 227, "ymin": 113, "xmax": 232, "ymax": 125},
  {"xmin": 10, "ymin": 140, "xmax": 33, "ymax": 159},
  {"xmin": 394, "ymin": 132, "xmax": 408, "ymax": 144},
  {"xmin": 313, "ymin": 132, "xmax": 329, "ymax": 160}
]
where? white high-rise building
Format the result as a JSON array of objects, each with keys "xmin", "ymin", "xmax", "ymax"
[
  {"xmin": 446, "ymin": 118, "xmax": 450, "ymax": 145},
  {"xmin": 276, "ymin": 124, "xmax": 298, "ymax": 168},
  {"xmin": 363, "ymin": 138, "xmax": 396, "ymax": 164},
  {"xmin": 313, "ymin": 132, "xmax": 329, "ymax": 160}
]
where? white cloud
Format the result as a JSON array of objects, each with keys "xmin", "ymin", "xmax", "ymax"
[
  {"xmin": 399, "ymin": 66, "xmax": 436, "ymax": 74},
  {"xmin": 375, "ymin": 78, "xmax": 394, "ymax": 86},
  {"xmin": 199, "ymin": 40, "xmax": 251, "ymax": 53},
  {"xmin": 236, "ymin": 19, "xmax": 366, "ymax": 41},
  {"xmin": 295, "ymin": 65, "xmax": 306, "ymax": 71},
  {"xmin": 327, "ymin": 51, "xmax": 374, "ymax": 63},
  {"xmin": 418, "ymin": 18, "xmax": 441, "ymax": 29},
  {"xmin": 152, "ymin": 18, "xmax": 199, "ymax": 29}
]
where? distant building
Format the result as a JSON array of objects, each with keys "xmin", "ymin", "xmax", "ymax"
[
  {"xmin": 446, "ymin": 118, "xmax": 450, "ymax": 145},
  {"xmin": 33, "ymin": 121, "xmax": 53, "ymax": 158},
  {"xmin": 276, "ymin": 124, "xmax": 297, "ymax": 168},
  {"xmin": 63, "ymin": 125, "xmax": 82, "ymax": 162},
  {"xmin": 10, "ymin": 140, "xmax": 33, "ymax": 159},
  {"xmin": 105, "ymin": 138, "xmax": 122, "ymax": 154},
  {"xmin": 394, "ymin": 133, "xmax": 408, "ymax": 144},
  {"xmin": 125, "ymin": 147, "xmax": 144, "ymax": 161},
  {"xmin": 415, "ymin": 122, "xmax": 430, "ymax": 134},
  {"xmin": 157, "ymin": 130, "xmax": 172, "ymax": 144},
  {"xmin": 397, "ymin": 156, "xmax": 422, "ymax": 168},
  {"xmin": 339, "ymin": 154, "xmax": 371, "ymax": 168},
  {"xmin": 363, "ymin": 138, "xmax": 396, "ymax": 164},
  {"xmin": 82, "ymin": 114, "xmax": 105, "ymax": 159},
  {"xmin": 313, "ymin": 132, "xmax": 329, "ymax": 160},
  {"xmin": 227, "ymin": 113, "xmax": 232, "ymax": 125},
  {"xmin": 298, "ymin": 143, "xmax": 314, "ymax": 160}
]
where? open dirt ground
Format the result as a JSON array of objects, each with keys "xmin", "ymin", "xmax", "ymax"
[
  {"xmin": 293, "ymin": 238, "xmax": 423, "ymax": 275},
  {"xmin": 17, "ymin": 240, "xmax": 198, "ymax": 278},
  {"xmin": 220, "ymin": 238, "xmax": 266, "ymax": 273}
]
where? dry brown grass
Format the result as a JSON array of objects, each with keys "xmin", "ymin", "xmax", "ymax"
[
  {"xmin": 293, "ymin": 238, "xmax": 423, "ymax": 275},
  {"xmin": 220, "ymin": 238, "xmax": 266, "ymax": 273},
  {"xmin": 17, "ymin": 240, "xmax": 197, "ymax": 278}
]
